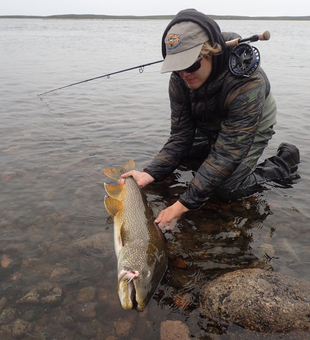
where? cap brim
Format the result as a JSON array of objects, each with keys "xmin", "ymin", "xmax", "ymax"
[{"xmin": 160, "ymin": 44, "xmax": 203, "ymax": 74}]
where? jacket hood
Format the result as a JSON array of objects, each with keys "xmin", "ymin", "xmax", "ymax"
[{"xmin": 161, "ymin": 9, "xmax": 229, "ymax": 81}]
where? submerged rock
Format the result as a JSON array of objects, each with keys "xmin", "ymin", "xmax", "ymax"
[
  {"xmin": 160, "ymin": 320, "xmax": 191, "ymax": 340},
  {"xmin": 200, "ymin": 268, "xmax": 310, "ymax": 333},
  {"xmin": 0, "ymin": 308, "xmax": 16, "ymax": 325},
  {"xmin": 12, "ymin": 319, "xmax": 33, "ymax": 339},
  {"xmin": 17, "ymin": 282, "xmax": 63, "ymax": 305},
  {"xmin": 76, "ymin": 286, "xmax": 96, "ymax": 303}
]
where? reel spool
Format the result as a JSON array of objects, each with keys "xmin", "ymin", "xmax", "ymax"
[{"xmin": 229, "ymin": 43, "xmax": 261, "ymax": 77}]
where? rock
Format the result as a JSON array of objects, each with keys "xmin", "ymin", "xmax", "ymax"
[
  {"xmin": 17, "ymin": 282, "xmax": 63, "ymax": 305},
  {"xmin": 0, "ymin": 297, "xmax": 7, "ymax": 311},
  {"xmin": 76, "ymin": 286, "xmax": 96, "ymax": 303},
  {"xmin": 0, "ymin": 325, "xmax": 13, "ymax": 340},
  {"xmin": 173, "ymin": 292, "xmax": 191, "ymax": 310},
  {"xmin": 49, "ymin": 267, "xmax": 71, "ymax": 281},
  {"xmin": 72, "ymin": 232, "xmax": 112, "ymax": 254},
  {"xmin": 200, "ymin": 268, "xmax": 310, "ymax": 333},
  {"xmin": 22, "ymin": 308, "xmax": 44, "ymax": 322},
  {"xmin": 114, "ymin": 318, "xmax": 132, "ymax": 338},
  {"xmin": 160, "ymin": 320, "xmax": 191, "ymax": 340},
  {"xmin": 172, "ymin": 257, "xmax": 187, "ymax": 269},
  {"xmin": 1, "ymin": 254, "xmax": 12, "ymax": 268},
  {"xmin": 12, "ymin": 319, "xmax": 32, "ymax": 339},
  {"xmin": 10, "ymin": 272, "xmax": 22, "ymax": 281},
  {"xmin": 20, "ymin": 258, "xmax": 54, "ymax": 277},
  {"xmin": 76, "ymin": 321, "xmax": 96, "ymax": 338},
  {"xmin": 0, "ymin": 308, "xmax": 16, "ymax": 325},
  {"xmin": 73, "ymin": 302, "xmax": 97, "ymax": 319}
]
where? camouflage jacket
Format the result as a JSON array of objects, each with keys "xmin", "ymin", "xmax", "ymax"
[{"xmin": 143, "ymin": 9, "xmax": 275, "ymax": 210}]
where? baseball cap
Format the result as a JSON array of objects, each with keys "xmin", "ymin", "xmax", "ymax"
[{"xmin": 161, "ymin": 21, "xmax": 209, "ymax": 74}]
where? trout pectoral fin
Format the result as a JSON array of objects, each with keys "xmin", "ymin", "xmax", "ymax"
[
  {"xmin": 104, "ymin": 196, "xmax": 123, "ymax": 217},
  {"xmin": 115, "ymin": 221, "xmax": 125, "ymax": 255},
  {"xmin": 104, "ymin": 183, "xmax": 125, "ymax": 200}
]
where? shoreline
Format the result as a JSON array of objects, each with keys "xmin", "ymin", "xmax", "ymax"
[{"xmin": 1, "ymin": 14, "xmax": 310, "ymax": 21}]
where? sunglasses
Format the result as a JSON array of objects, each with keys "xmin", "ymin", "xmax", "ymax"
[{"xmin": 178, "ymin": 55, "xmax": 204, "ymax": 74}]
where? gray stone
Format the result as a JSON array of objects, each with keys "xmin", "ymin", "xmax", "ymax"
[
  {"xmin": 200, "ymin": 268, "xmax": 310, "ymax": 333},
  {"xmin": 76, "ymin": 286, "xmax": 96, "ymax": 303},
  {"xmin": 17, "ymin": 282, "xmax": 63, "ymax": 305},
  {"xmin": 12, "ymin": 319, "xmax": 33, "ymax": 339},
  {"xmin": 0, "ymin": 308, "xmax": 16, "ymax": 325}
]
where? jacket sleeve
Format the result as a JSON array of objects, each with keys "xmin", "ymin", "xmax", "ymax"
[
  {"xmin": 179, "ymin": 72, "xmax": 267, "ymax": 209},
  {"xmin": 144, "ymin": 73, "xmax": 196, "ymax": 182}
]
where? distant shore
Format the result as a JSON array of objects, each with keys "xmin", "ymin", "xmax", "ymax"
[{"xmin": 1, "ymin": 14, "xmax": 310, "ymax": 21}]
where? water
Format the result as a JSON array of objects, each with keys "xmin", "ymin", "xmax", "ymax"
[{"xmin": 1, "ymin": 18, "xmax": 310, "ymax": 339}]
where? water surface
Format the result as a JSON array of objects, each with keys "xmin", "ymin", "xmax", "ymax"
[{"xmin": 1, "ymin": 18, "xmax": 310, "ymax": 339}]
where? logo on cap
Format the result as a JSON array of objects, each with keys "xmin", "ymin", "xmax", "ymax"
[{"xmin": 166, "ymin": 33, "xmax": 181, "ymax": 50}]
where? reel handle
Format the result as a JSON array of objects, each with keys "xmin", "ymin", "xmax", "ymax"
[{"xmin": 226, "ymin": 30, "xmax": 271, "ymax": 48}]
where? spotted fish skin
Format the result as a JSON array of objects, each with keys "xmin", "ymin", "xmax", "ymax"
[{"xmin": 104, "ymin": 159, "xmax": 167, "ymax": 310}]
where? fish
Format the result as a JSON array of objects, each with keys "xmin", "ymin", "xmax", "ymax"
[{"xmin": 103, "ymin": 159, "xmax": 167, "ymax": 310}]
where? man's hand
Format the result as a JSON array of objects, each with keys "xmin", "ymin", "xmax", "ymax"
[
  {"xmin": 118, "ymin": 170, "xmax": 154, "ymax": 188},
  {"xmin": 155, "ymin": 201, "xmax": 189, "ymax": 231}
]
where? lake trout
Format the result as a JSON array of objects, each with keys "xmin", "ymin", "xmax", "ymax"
[{"xmin": 103, "ymin": 159, "xmax": 167, "ymax": 310}]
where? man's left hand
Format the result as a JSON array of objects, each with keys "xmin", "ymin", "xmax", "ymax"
[{"xmin": 155, "ymin": 201, "xmax": 189, "ymax": 231}]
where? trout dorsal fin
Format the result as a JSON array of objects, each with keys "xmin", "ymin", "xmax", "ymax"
[
  {"xmin": 103, "ymin": 159, "xmax": 136, "ymax": 181},
  {"xmin": 104, "ymin": 183, "xmax": 125, "ymax": 200},
  {"xmin": 104, "ymin": 196, "xmax": 123, "ymax": 217},
  {"xmin": 122, "ymin": 159, "xmax": 135, "ymax": 173}
]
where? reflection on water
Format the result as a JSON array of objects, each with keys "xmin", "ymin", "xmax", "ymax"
[{"xmin": 1, "ymin": 18, "xmax": 310, "ymax": 339}]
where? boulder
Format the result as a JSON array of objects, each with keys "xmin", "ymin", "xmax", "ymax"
[{"xmin": 200, "ymin": 268, "xmax": 310, "ymax": 333}]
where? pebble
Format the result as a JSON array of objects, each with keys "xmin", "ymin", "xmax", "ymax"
[
  {"xmin": 76, "ymin": 286, "xmax": 96, "ymax": 303},
  {"xmin": 115, "ymin": 318, "xmax": 132, "ymax": 338},
  {"xmin": 1, "ymin": 254, "xmax": 12, "ymax": 268},
  {"xmin": 160, "ymin": 320, "xmax": 191, "ymax": 340}
]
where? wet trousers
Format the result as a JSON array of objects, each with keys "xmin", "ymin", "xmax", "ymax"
[{"xmin": 181, "ymin": 126, "xmax": 291, "ymax": 201}]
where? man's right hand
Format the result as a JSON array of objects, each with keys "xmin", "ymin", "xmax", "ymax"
[{"xmin": 118, "ymin": 171, "xmax": 154, "ymax": 188}]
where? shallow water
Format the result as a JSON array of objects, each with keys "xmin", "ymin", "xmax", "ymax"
[{"xmin": 1, "ymin": 18, "xmax": 310, "ymax": 339}]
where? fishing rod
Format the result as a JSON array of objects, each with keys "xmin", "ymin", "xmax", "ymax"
[
  {"xmin": 38, "ymin": 59, "xmax": 164, "ymax": 96},
  {"xmin": 38, "ymin": 30, "xmax": 270, "ymax": 96},
  {"xmin": 226, "ymin": 30, "xmax": 270, "ymax": 48}
]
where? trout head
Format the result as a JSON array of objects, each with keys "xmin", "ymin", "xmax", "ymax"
[{"xmin": 117, "ymin": 245, "xmax": 167, "ymax": 310}]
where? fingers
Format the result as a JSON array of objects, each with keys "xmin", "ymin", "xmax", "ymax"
[
  {"xmin": 157, "ymin": 219, "xmax": 178, "ymax": 231},
  {"xmin": 155, "ymin": 210, "xmax": 178, "ymax": 231},
  {"xmin": 121, "ymin": 170, "xmax": 135, "ymax": 178},
  {"xmin": 118, "ymin": 170, "xmax": 137, "ymax": 185},
  {"xmin": 118, "ymin": 171, "xmax": 155, "ymax": 189}
]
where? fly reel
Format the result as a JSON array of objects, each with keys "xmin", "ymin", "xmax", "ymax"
[{"xmin": 229, "ymin": 43, "xmax": 261, "ymax": 77}]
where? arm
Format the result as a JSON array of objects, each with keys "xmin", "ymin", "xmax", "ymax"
[
  {"xmin": 144, "ymin": 73, "xmax": 196, "ymax": 181},
  {"xmin": 179, "ymin": 73, "xmax": 268, "ymax": 209}
]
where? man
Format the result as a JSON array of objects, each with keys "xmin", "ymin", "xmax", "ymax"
[{"xmin": 119, "ymin": 9, "xmax": 300, "ymax": 230}]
